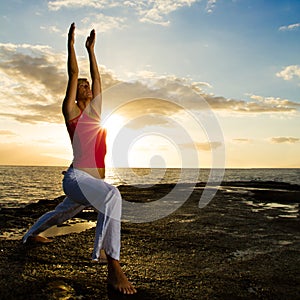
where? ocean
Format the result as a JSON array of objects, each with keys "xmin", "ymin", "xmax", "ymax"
[{"xmin": 0, "ymin": 166, "xmax": 299, "ymax": 208}]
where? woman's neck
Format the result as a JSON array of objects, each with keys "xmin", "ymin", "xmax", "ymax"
[{"xmin": 77, "ymin": 99, "xmax": 90, "ymax": 111}]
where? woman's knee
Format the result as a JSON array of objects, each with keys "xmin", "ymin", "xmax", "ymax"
[{"xmin": 108, "ymin": 186, "xmax": 122, "ymax": 205}]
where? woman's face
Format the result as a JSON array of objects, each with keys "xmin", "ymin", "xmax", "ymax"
[{"xmin": 77, "ymin": 80, "xmax": 92, "ymax": 101}]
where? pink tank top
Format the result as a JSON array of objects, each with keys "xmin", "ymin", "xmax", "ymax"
[{"xmin": 66, "ymin": 111, "xmax": 107, "ymax": 168}]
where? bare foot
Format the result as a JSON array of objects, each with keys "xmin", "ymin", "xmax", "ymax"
[
  {"xmin": 107, "ymin": 258, "xmax": 137, "ymax": 295},
  {"xmin": 27, "ymin": 235, "xmax": 53, "ymax": 244}
]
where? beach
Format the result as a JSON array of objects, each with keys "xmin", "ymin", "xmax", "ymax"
[{"xmin": 0, "ymin": 181, "xmax": 299, "ymax": 299}]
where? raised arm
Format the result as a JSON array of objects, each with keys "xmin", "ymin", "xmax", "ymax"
[
  {"xmin": 85, "ymin": 29, "xmax": 102, "ymax": 102},
  {"xmin": 62, "ymin": 23, "xmax": 80, "ymax": 121}
]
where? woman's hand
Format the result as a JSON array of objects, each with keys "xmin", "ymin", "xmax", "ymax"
[
  {"xmin": 86, "ymin": 29, "xmax": 96, "ymax": 51},
  {"xmin": 68, "ymin": 22, "xmax": 76, "ymax": 47}
]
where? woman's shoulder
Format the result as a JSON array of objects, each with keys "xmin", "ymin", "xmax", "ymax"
[{"xmin": 64, "ymin": 106, "xmax": 82, "ymax": 123}]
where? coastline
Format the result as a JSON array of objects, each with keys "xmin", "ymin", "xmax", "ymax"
[{"xmin": 0, "ymin": 181, "xmax": 299, "ymax": 299}]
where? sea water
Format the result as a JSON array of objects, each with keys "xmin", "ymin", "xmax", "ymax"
[
  {"xmin": 0, "ymin": 166, "xmax": 299, "ymax": 208},
  {"xmin": 1, "ymin": 166, "xmax": 299, "ymax": 239}
]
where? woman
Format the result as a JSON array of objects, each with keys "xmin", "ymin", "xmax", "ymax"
[{"xmin": 23, "ymin": 23, "xmax": 136, "ymax": 295}]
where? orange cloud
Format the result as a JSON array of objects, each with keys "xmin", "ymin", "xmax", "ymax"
[{"xmin": 270, "ymin": 137, "xmax": 300, "ymax": 144}]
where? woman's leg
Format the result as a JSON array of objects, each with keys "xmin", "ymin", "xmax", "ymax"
[
  {"xmin": 23, "ymin": 196, "xmax": 86, "ymax": 243},
  {"xmin": 72, "ymin": 169, "xmax": 136, "ymax": 294},
  {"xmin": 91, "ymin": 186, "xmax": 136, "ymax": 294},
  {"xmin": 72, "ymin": 170, "xmax": 122, "ymax": 261}
]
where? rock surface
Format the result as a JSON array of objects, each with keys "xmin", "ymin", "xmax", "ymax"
[{"xmin": 0, "ymin": 181, "xmax": 299, "ymax": 299}]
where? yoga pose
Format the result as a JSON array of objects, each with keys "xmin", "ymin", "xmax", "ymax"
[{"xmin": 23, "ymin": 23, "xmax": 137, "ymax": 295}]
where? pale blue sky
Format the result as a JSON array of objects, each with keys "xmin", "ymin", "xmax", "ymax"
[{"xmin": 0, "ymin": 0, "xmax": 300, "ymax": 167}]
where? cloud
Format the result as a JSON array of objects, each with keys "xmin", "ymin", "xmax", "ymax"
[
  {"xmin": 246, "ymin": 94, "xmax": 300, "ymax": 112},
  {"xmin": 232, "ymin": 138, "xmax": 251, "ymax": 143},
  {"xmin": 276, "ymin": 65, "xmax": 300, "ymax": 81},
  {"xmin": 48, "ymin": 0, "xmax": 114, "ymax": 11},
  {"xmin": 195, "ymin": 141, "xmax": 222, "ymax": 151},
  {"xmin": 40, "ymin": 25, "xmax": 62, "ymax": 34},
  {"xmin": 48, "ymin": 0, "xmax": 199, "ymax": 26},
  {"xmin": 270, "ymin": 137, "xmax": 300, "ymax": 144},
  {"xmin": 279, "ymin": 23, "xmax": 300, "ymax": 31},
  {"xmin": 147, "ymin": 77, "xmax": 300, "ymax": 114},
  {"xmin": 79, "ymin": 13, "xmax": 127, "ymax": 34},
  {"xmin": 0, "ymin": 43, "xmax": 118, "ymax": 124},
  {"xmin": 1, "ymin": 42, "xmax": 299, "ymax": 127},
  {"xmin": 103, "ymin": 95, "xmax": 183, "ymax": 129},
  {"xmin": 137, "ymin": 0, "xmax": 197, "ymax": 26},
  {"xmin": 0, "ymin": 43, "xmax": 66, "ymax": 95},
  {"xmin": 0, "ymin": 130, "xmax": 18, "ymax": 136},
  {"xmin": 206, "ymin": 0, "xmax": 218, "ymax": 13},
  {"xmin": 0, "ymin": 43, "xmax": 66, "ymax": 124},
  {"xmin": 181, "ymin": 141, "xmax": 222, "ymax": 151},
  {"xmin": 110, "ymin": 74, "xmax": 299, "ymax": 116}
]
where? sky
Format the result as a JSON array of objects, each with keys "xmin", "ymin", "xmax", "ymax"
[{"xmin": 0, "ymin": 0, "xmax": 300, "ymax": 168}]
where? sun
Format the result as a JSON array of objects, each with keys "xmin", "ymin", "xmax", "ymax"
[{"xmin": 102, "ymin": 113, "xmax": 126, "ymax": 141}]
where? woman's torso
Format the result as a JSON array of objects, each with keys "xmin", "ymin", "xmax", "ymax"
[{"xmin": 66, "ymin": 111, "xmax": 106, "ymax": 179}]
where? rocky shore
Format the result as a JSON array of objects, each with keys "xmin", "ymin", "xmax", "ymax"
[{"xmin": 0, "ymin": 181, "xmax": 299, "ymax": 299}]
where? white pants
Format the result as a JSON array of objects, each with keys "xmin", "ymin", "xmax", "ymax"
[{"xmin": 23, "ymin": 167, "xmax": 121, "ymax": 261}]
